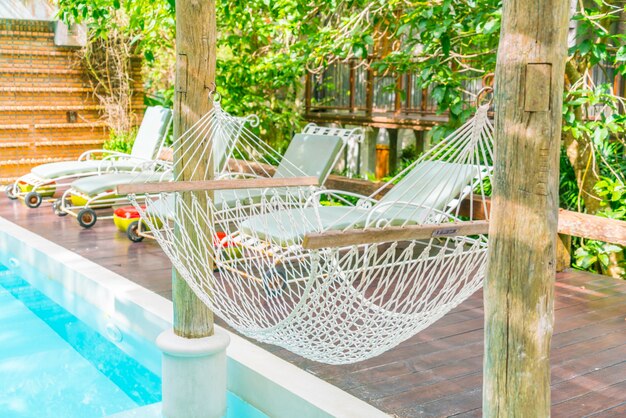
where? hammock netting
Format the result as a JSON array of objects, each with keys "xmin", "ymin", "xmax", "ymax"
[{"xmin": 131, "ymin": 99, "xmax": 494, "ymax": 364}]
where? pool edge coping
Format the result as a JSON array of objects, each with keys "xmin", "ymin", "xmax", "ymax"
[{"xmin": 0, "ymin": 215, "xmax": 389, "ymax": 418}]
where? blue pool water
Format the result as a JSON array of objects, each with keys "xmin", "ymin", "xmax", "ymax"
[{"xmin": 0, "ymin": 261, "xmax": 267, "ymax": 418}]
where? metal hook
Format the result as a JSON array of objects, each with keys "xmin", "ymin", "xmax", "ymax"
[
  {"xmin": 476, "ymin": 86, "xmax": 494, "ymax": 107},
  {"xmin": 482, "ymin": 73, "xmax": 495, "ymax": 87},
  {"xmin": 208, "ymin": 83, "xmax": 221, "ymax": 103}
]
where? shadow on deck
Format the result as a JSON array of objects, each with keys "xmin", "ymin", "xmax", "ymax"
[{"xmin": 1, "ymin": 198, "xmax": 625, "ymax": 417}]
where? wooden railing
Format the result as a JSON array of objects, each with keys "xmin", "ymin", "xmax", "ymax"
[
  {"xmin": 304, "ymin": 60, "xmax": 626, "ymax": 129},
  {"xmin": 305, "ymin": 59, "xmax": 443, "ymax": 117}
]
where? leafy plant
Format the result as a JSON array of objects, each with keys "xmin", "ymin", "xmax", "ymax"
[
  {"xmin": 574, "ymin": 240, "xmax": 625, "ymax": 275},
  {"xmin": 572, "ymin": 177, "xmax": 625, "ymax": 278},
  {"xmin": 595, "ymin": 177, "xmax": 626, "ymax": 214},
  {"xmin": 103, "ymin": 128, "xmax": 137, "ymax": 154}
]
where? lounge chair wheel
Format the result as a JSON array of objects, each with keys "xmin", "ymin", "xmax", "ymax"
[
  {"xmin": 52, "ymin": 199, "xmax": 69, "ymax": 217},
  {"xmin": 262, "ymin": 266, "xmax": 288, "ymax": 297},
  {"xmin": 5, "ymin": 185, "xmax": 17, "ymax": 200},
  {"xmin": 127, "ymin": 221, "xmax": 144, "ymax": 243},
  {"xmin": 77, "ymin": 208, "xmax": 97, "ymax": 229},
  {"xmin": 24, "ymin": 191, "xmax": 42, "ymax": 208}
]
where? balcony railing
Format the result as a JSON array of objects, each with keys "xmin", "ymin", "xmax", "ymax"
[
  {"xmin": 304, "ymin": 59, "xmax": 626, "ymax": 128},
  {"xmin": 304, "ymin": 59, "xmax": 490, "ymax": 126}
]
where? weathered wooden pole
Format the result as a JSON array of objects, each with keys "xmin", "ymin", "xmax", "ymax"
[
  {"xmin": 172, "ymin": 0, "xmax": 215, "ymax": 340},
  {"xmin": 156, "ymin": 1, "xmax": 229, "ymax": 417},
  {"xmin": 483, "ymin": 0, "xmax": 570, "ymax": 416}
]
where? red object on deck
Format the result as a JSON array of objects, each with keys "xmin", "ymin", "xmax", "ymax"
[
  {"xmin": 113, "ymin": 206, "xmax": 145, "ymax": 219},
  {"xmin": 214, "ymin": 231, "xmax": 235, "ymax": 248}
]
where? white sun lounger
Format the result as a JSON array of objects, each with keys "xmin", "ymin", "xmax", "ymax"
[
  {"xmin": 130, "ymin": 129, "xmax": 352, "ymax": 242},
  {"xmin": 58, "ymin": 113, "xmax": 257, "ymax": 229},
  {"xmin": 6, "ymin": 106, "xmax": 172, "ymax": 208},
  {"xmin": 238, "ymin": 160, "xmax": 488, "ymax": 247}
]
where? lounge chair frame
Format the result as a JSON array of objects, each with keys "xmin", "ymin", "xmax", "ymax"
[
  {"xmin": 6, "ymin": 107, "xmax": 172, "ymax": 208},
  {"xmin": 56, "ymin": 162, "xmax": 173, "ymax": 228},
  {"xmin": 212, "ymin": 163, "xmax": 491, "ymax": 289},
  {"xmin": 130, "ymin": 123, "xmax": 363, "ymax": 241}
]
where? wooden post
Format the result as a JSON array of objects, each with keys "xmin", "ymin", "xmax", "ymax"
[
  {"xmin": 365, "ymin": 59, "xmax": 374, "ymax": 116},
  {"xmin": 173, "ymin": 0, "xmax": 215, "ymax": 339},
  {"xmin": 388, "ymin": 128, "xmax": 399, "ymax": 174},
  {"xmin": 405, "ymin": 73, "xmax": 413, "ymax": 110},
  {"xmin": 556, "ymin": 234, "xmax": 572, "ymax": 272},
  {"xmin": 349, "ymin": 60, "xmax": 357, "ymax": 113},
  {"xmin": 305, "ymin": 72, "xmax": 312, "ymax": 114},
  {"xmin": 483, "ymin": 0, "xmax": 570, "ymax": 416},
  {"xmin": 157, "ymin": 3, "xmax": 228, "ymax": 417},
  {"xmin": 394, "ymin": 74, "xmax": 403, "ymax": 115},
  {"xmin": 414, "ymin": 129, "xmax": 425, "ymax": 154}
]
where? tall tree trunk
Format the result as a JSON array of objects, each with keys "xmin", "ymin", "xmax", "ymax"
[
  {"xmin": 563, "ymin": 60, "xmax": 603, "ymax": 213},
  {"xmin": 483, "ymin": 0, "xmax": 569, "ymax": 416},
  {"xmin": 173, "ymin": 0, "xmax": 216, "ymax": 338}
]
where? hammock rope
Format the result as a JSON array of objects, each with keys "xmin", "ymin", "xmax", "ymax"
[{"xmin": 132, "ymin": 100, "xmax": 494, "ymax": 364}]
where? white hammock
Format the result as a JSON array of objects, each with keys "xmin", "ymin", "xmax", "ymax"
[{"xmin": 133, "ymin": 102, "xmax": 493, "ymax": 364}]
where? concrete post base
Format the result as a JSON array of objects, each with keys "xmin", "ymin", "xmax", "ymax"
[{"xmin": 157, "ymin": 328, "xmax": 230, "ymax": 418}]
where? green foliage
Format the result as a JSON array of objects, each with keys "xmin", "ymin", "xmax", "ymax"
[
  {"xmin": 398, "ymin": 145, "xmax": 418, "ymax": 173},
  {"xmin": 559, "ymin": 150, "xmax": 580, "ymax": 211},
  {"xmin": 57, "ymin": 0, "xmax": 502, "ymax": 146},
  {"xmin": 595, "ymin": 177, "xmax": 626, "ymax": 215},
  {"xmin": 56, "ymin": 0, "xmax": 175, "ymax": 66},
  {"xmin": 306, "ymin": 0, "xmax": 501, "ymax": 124},
  {"xmin": 103, "ymin": 128, "xmax": 137, "ymax": 154},
  {"xmin": 572, "ymin": 177, "xmax": 626, "ymax": 278},
  {"xmin": 144, "ymin": 86, "xmax": 174, "ymax": 108},
  {"xmin": 573, "ymin": 240, "xmax": 624, "ymax": 273}
]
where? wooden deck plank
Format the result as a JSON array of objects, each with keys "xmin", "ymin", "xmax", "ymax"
[
  {"xmin": 0, "ymin": 198, "xmax": 625, "ymax": 417},
  {"xmin": 551, "ymin": 361, "xmax": 626, "ymax": 405},
  {"xmin": 343, "ymin": 314, "xmax": 626, "ymax": 403},
  {"xmin": 586, "ymin": 402, "xmax": 626, "ymax": 417},
  {"xmin": 552, "ymin": 380, "xmax": 626, "ymax": 417}
]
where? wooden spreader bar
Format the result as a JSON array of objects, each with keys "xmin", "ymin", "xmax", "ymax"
[
  {"xmin": 302, "ymin": 220, "xmax": 490, "ymax": 250},
  {"xmin": 116, "ymin": 176, "xmax": 319, "ymax": 195}
]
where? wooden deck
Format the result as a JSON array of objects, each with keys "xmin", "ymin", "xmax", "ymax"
[{"xmin": 1, "ymin": 198, "xmax": 625, "ymax": 417}]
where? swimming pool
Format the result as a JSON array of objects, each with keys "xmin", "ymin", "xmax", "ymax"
[
  {"xmin": 0, "ymin": 260, "xmax": 266, "ymax": 418},
  {"xmin": 0, "ymin": 216, "xmax": 387, "ymax": 418}
]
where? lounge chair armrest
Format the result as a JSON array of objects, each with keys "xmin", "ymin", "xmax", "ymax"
[
  {"xmin": 362, "ymin": 201, "xmax": 455, "ymax": 228},
  {"xmin": 79, "ymin": 149, "xmax": 131, "ymax": 161},
  {"xmin": 100, "ymin": 154, "xmax": 159, "ymax": 164},
  {"xmin": 116, "ymin": 176, "xmax": 319, "ymax": 195},
  {"xmin": 134, "ymin": 159, "xmax": 172, "ymax": 173},
  {"xmin": 305, "ymin": 189, "xmax": 378, "ymax": 208},
  {"xmin": 154, "ymin": 160, "xmax": 174, "ymax": 171},
  {"xmin": 215, "ymin": 172, "xmax": 265, "ymax": 180}
]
